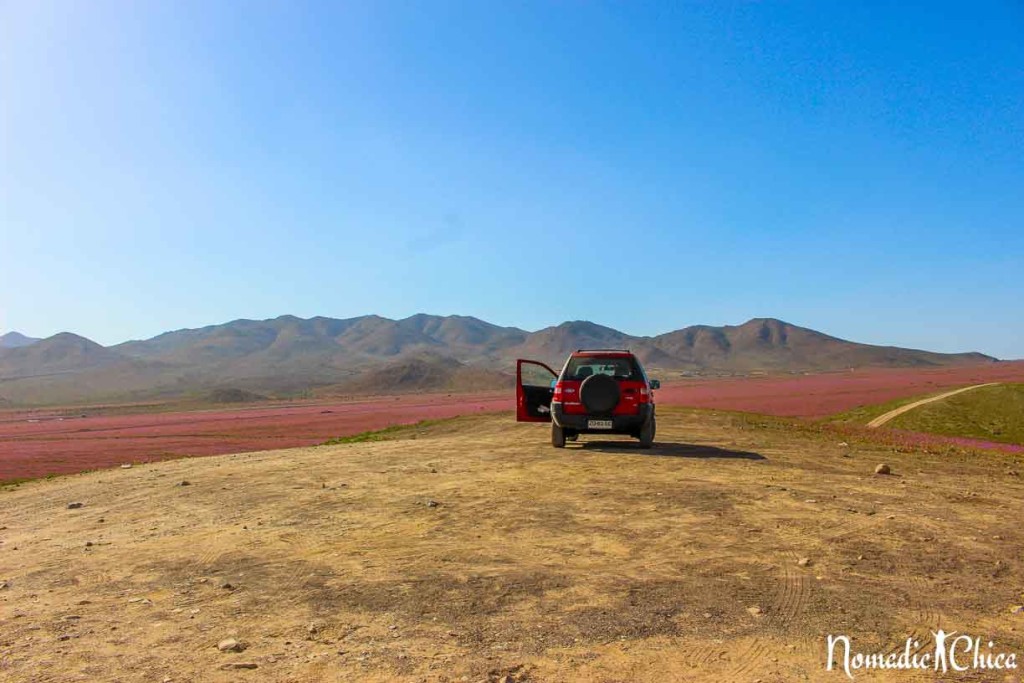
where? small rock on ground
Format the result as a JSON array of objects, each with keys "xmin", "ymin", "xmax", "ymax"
[
  {"xmin": 874, "ymin": 463, "xmax": 891, "ymax": 475},
  {"xmin": 797, "ymin": 557, "xmax": 813, "ymax": 567},
  {"xmin": 217, "ymin": 638, "xmax": 245, "ymax": 652},
  {"xmin": 67, "ymin": 502, "xmax": 84, "ymax": 509}
]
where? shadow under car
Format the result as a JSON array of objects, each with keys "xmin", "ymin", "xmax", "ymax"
[{"xmin": 570, "ymin": 439, "xmax": 766, "ymax": 460}]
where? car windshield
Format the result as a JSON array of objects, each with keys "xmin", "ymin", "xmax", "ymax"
[{"xmin": 563, "ymin": 356, "xmax": 641, "ymax": 381}]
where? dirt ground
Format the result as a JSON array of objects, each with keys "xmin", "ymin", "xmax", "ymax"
[{"xmin": 2, "ymin": 408, "xmax": 1023, "ymax": 682}]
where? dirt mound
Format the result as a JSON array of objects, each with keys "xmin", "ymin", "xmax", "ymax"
[{"xmin": 332, "ymin": 354, "xmax": 512, "ymax": 395}]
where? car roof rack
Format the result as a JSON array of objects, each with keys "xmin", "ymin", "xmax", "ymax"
[{"xmin": 574, "ymin": 348, "xmax": 632, "ymax": 353}]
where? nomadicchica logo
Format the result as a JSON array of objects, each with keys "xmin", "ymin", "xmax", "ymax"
[{"xmin": 826, "ymin": 631, "xmax": 1018, "ymax": 679}]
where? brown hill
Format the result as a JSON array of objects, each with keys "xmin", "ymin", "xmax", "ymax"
[
  {"xmin": 511, "ymin": 321, "xmax": 634, "ymax": 362},
  {"xmin": 0, "ymin": 333, "xmax": 126, "ymax": 378},
  {"xmin": 649, "ymin": 318, "xmax": 994, "ymax": 372},
  {"xmin": 397, "ymin": 314, "xmax": 527, "ymax": 352},
  {"xmin": 0, "ymin": 331, "xmax": 40, "ymax": 349}
]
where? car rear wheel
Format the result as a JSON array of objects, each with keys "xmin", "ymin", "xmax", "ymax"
[
  {"xmin": 551, "ymin": 423, "xmax": 566, "ymax": 448},
  {"xmin": 638, "ymin": 415, "xmax": 656, "ymax": 449}
]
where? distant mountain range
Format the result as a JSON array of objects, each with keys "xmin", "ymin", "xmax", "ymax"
[{"xmin": 0, "ymin": 315, "xmax": 997, "ymax": 406}]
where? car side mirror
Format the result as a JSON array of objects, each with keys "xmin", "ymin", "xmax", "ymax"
[{"xmin": 650, "ymin": 379, "xmax": 661, "ymax": 390}]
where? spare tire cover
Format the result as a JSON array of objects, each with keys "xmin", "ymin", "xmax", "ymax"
[{"xmin": 579, "ymin": 374, "xmax": 620, "ymax": 413}]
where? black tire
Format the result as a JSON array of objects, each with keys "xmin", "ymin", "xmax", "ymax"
[
  {"xmin": 551, "ymin": 423, "xmax": 566, "ymax": 448},
  {"xmin": 638, "ymin": 415, "xmax": 656, "ymax": 449},
  {"xmin": 579, "ymin": 374, "xmax": 620, "ymax": 413}
]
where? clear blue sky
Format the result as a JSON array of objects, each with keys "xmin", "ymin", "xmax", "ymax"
[{"xmin": 2, "ymin": 2, "xmax": 1022, "ymax": 358}]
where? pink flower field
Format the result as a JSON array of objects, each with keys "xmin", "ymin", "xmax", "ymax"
[{"xmin": 2, "ymin": 361, "xmax": 1022, "ymax": 482}]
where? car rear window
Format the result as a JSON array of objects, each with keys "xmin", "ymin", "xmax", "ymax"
[{"xmin": 562, "ymin": 356, "xmax": 642, "ymax": 381}]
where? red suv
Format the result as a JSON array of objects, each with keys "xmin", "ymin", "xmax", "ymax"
[{"xmin": 516, "ymin": 349, "xmax": 659, "ymax": 448}]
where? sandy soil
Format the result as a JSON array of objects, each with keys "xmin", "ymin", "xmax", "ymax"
[{"xmin": 2, "ymin": 408, "xmax": 1023, "ymax": 681}]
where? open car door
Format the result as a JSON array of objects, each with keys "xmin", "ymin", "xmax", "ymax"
[{"xmin": 516, "ymin": 359, "xmax": 557, "ymax": 422}]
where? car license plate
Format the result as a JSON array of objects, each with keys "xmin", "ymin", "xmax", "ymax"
[{"xmin": 587, "ymin": 419, "xmax": 613, "ymax": 430}]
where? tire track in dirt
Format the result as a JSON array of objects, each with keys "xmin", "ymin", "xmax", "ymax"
[
  {"xmin": 773, "ymin": 550, "xmax": 817, "ymax": 670},
  {"xmin": 692, "ymin": 645, "xmax": 726, "ymax": 668},
  {"xmin": 726, "ymin": 638, "xmax": 772, "ymax": 681},
  {"xmin": 772, "ymin": 551, "xmax": 810, "ymax": 629},
  {"xmin": 723, "ymin": 552, "xmax": 811, "ymax": 681},
  {"xmin": 819, "ymin": 512, "xmax": 879, "ymax": 545},
  {"xmin": 889, "ymin": 547, "xmax": 944, "ymax": 660},
  {"xmin": 670, "ymin": 641, "xmax": 727, "ymax": 674},
  {"xmin": 272, "ymin": 530, "xmax": 323, "ymax": 610}
]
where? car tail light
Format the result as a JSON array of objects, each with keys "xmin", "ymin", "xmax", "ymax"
[
  {"xmin": 638, "ymin": 386, "xmax": 650, "ymax": 403},
  {"xmin": 553, "ymin": 381, "xmax": 564, "ymax": 402}
]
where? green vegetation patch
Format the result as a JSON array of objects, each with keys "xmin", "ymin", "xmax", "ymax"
[
  {"xmin": 1, "ymin": 472, "xmax": 73, "ymax": 489},
  {"xmin": 321, "ymin": 419, "xmax": 446, "ymax": 445},
  {"xmin": 1, "ymin": 477, "xmax": 36, "ymax": 490},
  {"xmin": 885, "ymin": 383, "xmax": 1024, "ymax": 446}
]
